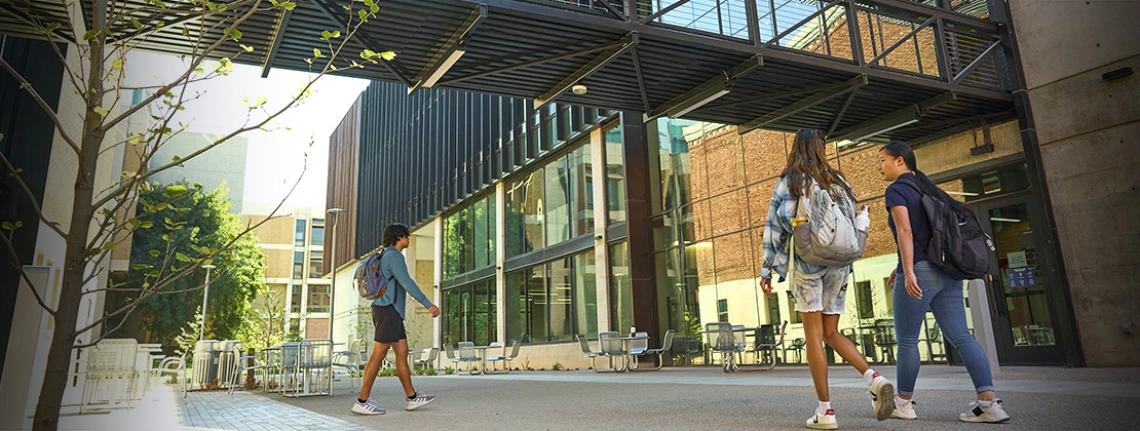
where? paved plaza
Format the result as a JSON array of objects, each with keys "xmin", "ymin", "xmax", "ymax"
[{"xmin": 54, "ymin": 365, "xmax": 1139, "ymax": 430}]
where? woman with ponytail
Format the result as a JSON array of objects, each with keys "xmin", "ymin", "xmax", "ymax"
[
  {"xmin": 879, "ymin": 141, "xmax": 1010, "ymax": 423},
  {"xmin": 761, "ymin": 129, "xmax": 895, "ymax": 430}
]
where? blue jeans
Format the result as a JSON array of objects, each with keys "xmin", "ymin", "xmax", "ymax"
[{"xmin": 894, "ymin": 261, "xmax": 995, "ymax": 396}]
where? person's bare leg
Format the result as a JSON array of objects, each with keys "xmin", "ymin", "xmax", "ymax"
[
  {"xmin": 821, "ymin": 314, "xmax": 870, "ymax": 374},
  {"xmin": 358, "ymin": 341, "xmax": 390, "ymax": 400},
  {"xmin": 801, "ymin": 311, "xmax": 830, "ymax": 402},
  {"xmin": 392, "ymin": 339, "xmax": 416, "ymax": 398}
]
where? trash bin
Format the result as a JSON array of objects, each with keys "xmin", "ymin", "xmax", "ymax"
[{"xmin": 192, "ymin": 340, "xmax": 218, "ymax": 389}]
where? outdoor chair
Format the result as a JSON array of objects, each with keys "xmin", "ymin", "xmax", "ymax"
[
  {"xmin": 873, "ymin": 321, "xmax": 897, "ymax": 364},
  {"xmin": 153, "ymin": 351, "xmax": 188, "ymax": 398},
  {"xmin": 484, "ymin": 341, "xmax": 521, "ymax": 373},
  {"xmin": 597, "ymin": 331, "xmax": 626, "ymax": 372},
  {"xmin": 784, "ymin": 338, "xmax": 806, "ymax": 364},
  {"xmin": 443, "ymin": 343, "xmax": 480, "ymax": 374},
  {"xmin": 637, "ymin": 329, "xmax": 674, "ymax": 371},
  {"xmin": 81, "ymin": 339, "xmax": 138, "ymax": 413},
  {"xmin": 704, "ymin": 322, "xmax": 737, "ymax": 372},
  {"xmin": 290, "ymin": 339, "xmax": 333, "ymax": 397},
  {"xmin": 747, "ymin": 321, "xmax": 787, "ymax": 371},
  {"xmin": 228, "ymin": 345, "xmax": 267, "ymax": 395},
  {"xmin": 412, "ymin": 347, "xmax": 439, "ymax": 371},
  {"xmin": 333, "ymin": 340, "xmax": 366, "ymax": 388},
  {"xmin": 577, "ymin": 335, "xmax": 604, "ymax": 371}
]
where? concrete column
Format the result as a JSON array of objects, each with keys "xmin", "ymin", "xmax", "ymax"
[
  {"xmin": 496, "ymin": 181, "xmax": 507, "ymax": 344},
  {"xmin": 967, "ymin": 279, "xmax": 1001, "ymax": 374},
  {"xmin": 403, "ymin": 233, "xmax": 417, "ymax": 318},
  {"xmin": 590, "ymin": 127, "xmax": 612, "ymax": 333}
]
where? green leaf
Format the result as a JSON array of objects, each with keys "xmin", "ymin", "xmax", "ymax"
[
  {"xmin": 182, "ymin": 27, "xmax": 190, "ymax": 38},
  {"xmin": 140, "ymin": 221, "xmax": 154, "ymax": 229},
  {"xmin": 175, "ymin": 252, "xmax": 192, "ymax": 262},
  {"xmin": 0, "ymin": 132, "xmax": 4, "ymax": 142},
  {"xmin": 305, "ymin": 58, "xmax": 313, "ymax": 65},
  {"xmin": 313, "ymin": 48, "xmax": 323, "ymax": 58},
  {"xmin": 379, "ymin": 51, "xmax": 397, "ymax": 61},
  {"xmin": 103, "ymin": 241, "xmax": 116, "ymax": 251},
  {"xmin": 280, "ymin": 1, "xmax": 296, "ymax": 10},
  {"xmin": 206, "ymin": 1, "xmax": 217, "ymax": 10},
  {"xmin": 256, "ymin": 96, "xmax": 268, "ymax": 106},
  {"xmin": 240, "ymin": 44, "xmax": 255, "ymax": 53},
  {"xmin": 112, "ymin": 59, "xmax": 123, "ymax": 71},
  {"xmin": 358, "ymin": 8, "xmax": 368, "ymax": 22},
  {"xmin": 165, "ymin": 184, "xmax": 189, "ymax": 197},
  {"xmin": 361, "ymin": 49, "xmax": 376, "ymax": 60},
  {"xmin": 133, "ymin": 264, "xmax": 150, "ymax": 270},
  {"xmin": 148, "ymin": 271, "xmax": 160, "ymax": 278},
  {"xmin": 93, "ymin": 106, "xmax": 109, "ymax": 117},
  {"xmin": 45, "ymin": 22, "xmax": 61, "ymax": 33},
  {"xmin": 229, "ymin": 29, "xmax": 243, "ymax": 41},
  {"xmin": 370, "ymin": 3, "xmax": 380, "ymax": 13},
  {"xmin": 14, "ymin": 221, "xmax": 21, "ymax": 229},
  {"xmin": 172, "ymin": 155, "xmax": 181, "ymax": 162},
  {"xmin": 131, "ymin": 18, "xmax": 143, "ymax": 31},
  {"xmin": 162, "ymin": 234, "xmax": 171, "ymax": 241},
  {"xmin": 1, "ymin": 221, "xmax": 13, "ymax": 231},
  {"xmin": 83, "ymin": 29, "xmax": 100, "ymax": 41}
]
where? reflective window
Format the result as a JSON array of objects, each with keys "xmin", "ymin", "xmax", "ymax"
[
  {"xmin": 443, "ymin": 195, "xmax": 496, "ymax": 280},
  {"xmin": 311, "ymin": 219, "xmax": 325, "ymax": 247},
  {"xmin": 307, "ymin": 284, "xmax": 330, "ymax": 313},
  {"xmin": 605, "ymin": 124, "xmax": 626, "ymax": 224},
  {"xmin": 294, "ymin": 220, "xmax": 307, "ymax": 247},
  {"xmin": 443, "ymin": 279, "xmax": 497, "ymax": 347},
  {"xmin": 503, "ymin": 249, "xmax": 596, "ymax": 344},
  {"xmin": 610, "ymin": 242, "xmax": 633, "ymax": 337}
]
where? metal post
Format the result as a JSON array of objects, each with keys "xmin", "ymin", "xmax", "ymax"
[
  {"xmin": 198, "ymin": 264, "xmax": 216, "ymax": 341},
  {"xmin": 327, "ymin": 208, "xmax": 344, "ymax": 344}
]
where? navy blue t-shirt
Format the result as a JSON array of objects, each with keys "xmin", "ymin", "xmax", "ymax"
[{"xmin": 886, "ymin": 173, "xmax": 931, "ymax": 270}]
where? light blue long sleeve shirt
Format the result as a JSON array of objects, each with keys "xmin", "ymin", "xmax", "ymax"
[{"xmin": 371, "ymin": 248, "xmax": 433, "ymax": 319}]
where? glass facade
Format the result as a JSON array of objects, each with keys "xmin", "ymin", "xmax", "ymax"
[
  {"xmin": 505, "ymin": 249, "xmax": 597, "ymax": 343},
  {"xmin": 311, "ymin": 219, "xmax": 325, "ymax": 247},
  {"xmin": 609, "ymin": 242, "xmax": 632, "ymax": 335},
  {"xmin": 506, "ymin": 139, "xmax": 594, "ymax": 257},
  {"xmin": 443, "ymin": 194, "xmax": 496, "ymax": 279},
  {"xmin": 294, "ymin": 220, "xmax": 306, "ymax": 247},
  {"xmin": 443, "ymin": 279, "xmax": 497, "ymax": 347},
  {"xmin": 604, "ymin": 123, "xmax": 626, "ymax": 224}
]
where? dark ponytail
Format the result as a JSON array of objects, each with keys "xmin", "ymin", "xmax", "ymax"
[{"xmin": 881, "ymin": 140, "xmax": 975, "ymax": 216}]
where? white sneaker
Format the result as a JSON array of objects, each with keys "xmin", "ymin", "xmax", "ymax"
[
  {"xmin": 892, "ymin": 398, "xmax": 918, "ymax": 420},
  {"xmin": 806, "ymin": 409, "xmax": 838, "ymax": 430},
  {"xmin": 351, "ymin": 398, "xmax": 385, "ymax": 415},
  {"xmin": 405, "ymin": 392, "xmax": 435, "ymax": 411},
  {"xmin": 868, "ymin": 374, "xmax": 895, "ymax": 421},
  {"xmin": 960, "ymin": 399, "xmax": 1011, "ymax": 423}
]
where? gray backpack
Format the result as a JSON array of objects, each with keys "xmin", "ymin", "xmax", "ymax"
[{"xmin": 792, "ymin": 180, "xmax": 867, "ymax": 267}]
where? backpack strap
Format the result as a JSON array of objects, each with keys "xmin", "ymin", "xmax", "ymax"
[{"xmin": 894, "ymin": 176, "xmax": 922, "ymax": 195}]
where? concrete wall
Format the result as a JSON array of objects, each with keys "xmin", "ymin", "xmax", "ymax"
[{"xmin": 1010, "ymin": 1, "xmax": 1140, "ymax": 366}]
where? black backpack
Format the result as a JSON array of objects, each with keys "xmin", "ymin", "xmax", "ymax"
[{"xmin": 896, "ymin": 178, "xmax": 994, "ymax": 280}]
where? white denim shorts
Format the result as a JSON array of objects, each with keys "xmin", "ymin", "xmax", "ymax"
[{"xmin": 791, "ymin": 264, "xmax": 849, "ymax": 315}]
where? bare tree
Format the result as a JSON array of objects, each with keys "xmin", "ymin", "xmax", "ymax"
[{"xmin": 0, "ymin": 0, "xmax": 392, "ymax": 428}]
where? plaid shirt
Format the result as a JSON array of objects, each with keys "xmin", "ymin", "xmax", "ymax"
[{"xmin": 760, "ymin": 176, "xmax": 828, "ymax": 281}]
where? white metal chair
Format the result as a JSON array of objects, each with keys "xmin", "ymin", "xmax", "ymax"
[
  {"xmin": 333, "ymin": 340, "xmax": 366, "ymax": 388},
  {"xmin": 153, "ymin": 352, "xmax": 189, "ymax": 398},
  {"xmin": 228, "ymin": 345, "xmax": 267, "ymax": 395},
  {"xmin": 82, "ymin": 339, "xmax": 138, "ymax": 412},
  {"xmin": 597, "ymin": 331, "xmax": 626, "ymax": 372},
  {"xmin": 577, "ymin": 335, "xmax": 603, "ymax": 371},
  {"xmin": 412, "ymin": 347, "xmax": 439, "ymax": 372},
  {"xmin": 484, "ymin": 341, "xmax": 520, "ymax": 373},
  {"xmin": 637, "ymin": 329, "xmax": 675, "ymax": 371},
  {"xmin": 287, "ymin": 339, "xmax": 333, "ymax": 397},
  {"xmin": 443, "ymin": 343, "xmax": 480, "ymax": 374}
]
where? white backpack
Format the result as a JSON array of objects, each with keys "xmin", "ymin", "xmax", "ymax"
[{"xmin": 791, "ymin": 180, "xmax": 866, "ymax": 267}]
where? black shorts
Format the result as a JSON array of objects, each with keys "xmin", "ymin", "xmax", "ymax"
[{"xmin": 372, "ymin": 305, "xmax": 407, "ymax": 343}]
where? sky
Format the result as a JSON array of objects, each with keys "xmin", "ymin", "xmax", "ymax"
[{"xmin": 124, "ymin": 50, "xmax": 370, "ymax": 211}]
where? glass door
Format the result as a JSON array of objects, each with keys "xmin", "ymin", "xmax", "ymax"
[{"xmin": 973, "ymin": 193, "xmax": 1067, "ymax": 364}]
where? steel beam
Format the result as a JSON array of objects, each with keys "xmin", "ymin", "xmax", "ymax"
[
  {"xmin": 409, "ymin": 4, "xmax": 487, "ymax": 93},
  {"xmin": 644, "ymin": 54, "xmax": 762, "ymax": 122},
  {"xmin": 830, "ymin": 92, "xmax": 957, "ymax": 141},
  {"xmin": 535, "ymin": 33, "xmax": 636, "ymax": 106},
  {"xmin": 826, "ymin": 89, "xmax": 859, "ymax": 137},
  {"xmin": 439, "ymin": 39, "xmax": 629, "ymax": 86},
  {"xmin": 865, "ymin": 16, "xmax": 935, "ymax": 67},
  {"xmin": 630, "ymin": 44, "xmax": 651, "ymax": 112},
  {"xmin": 261, "ymin": 9, "xmax": 293, "ymax": 78},
  {"xmin": 737, "ymin": 74, "xmax": 867, "ymax": 134},
  {"xmin": 310, "ymin": 0, "xmax": 412, "ymax": 87},
  {"xmin": 951, "ymin": 39, "xmax": 1001, "ymax": 84},
  {"xmin": 639, "ymin": 0, "xmax": 694, "ymax": 24},
  {"xmin": 761, "ymin": 0, "xmax": 842, "ymax": 48}
]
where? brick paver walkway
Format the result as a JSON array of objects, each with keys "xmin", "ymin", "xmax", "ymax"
[{"xmin": 180, "ymin": 391, "xmax": 366, "ymax": 431}]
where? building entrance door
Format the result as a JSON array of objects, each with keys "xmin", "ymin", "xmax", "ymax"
[{"xmin": 971, "ymin": 193, "xmax": 1067, "ymax": 365}]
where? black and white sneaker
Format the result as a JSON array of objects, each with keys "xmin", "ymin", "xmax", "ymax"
[
  {"xmin": 405, "ymin": 392, "xmax": 435, "ymax": 411},
  {"xmin": 351, "ymin": 398, "xmax": 385, "ymax": 415},
  {"xmin": 960, "ymin": 399, "xmax": 1011, "ymax": 423}
]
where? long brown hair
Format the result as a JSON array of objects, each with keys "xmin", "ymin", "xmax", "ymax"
[{"xmin": 782, "ymin": 129, "xmax": 854, "ymax": 200}]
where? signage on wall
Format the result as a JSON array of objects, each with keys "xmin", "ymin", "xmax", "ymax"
[
  {"xmin": 1005, "ymin": 267, "xmax": 1037, "ymax": 289},
  {"xmin": 1007, "ymin": 251, "xmax": 1028, "ymax": 268}
]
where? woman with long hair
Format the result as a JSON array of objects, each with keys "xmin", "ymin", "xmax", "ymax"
[
  {"xmin": 761, "ymin": 129, "xmax": 895, "ymax": 430},
  {"xmin": 879, "ymin": 141, "xmax": 1010, "ymax": 423}
]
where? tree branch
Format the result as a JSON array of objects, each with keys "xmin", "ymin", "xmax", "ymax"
[
  {"xmin": 0, "ymin": 152, "xmax": 67, "ymax": 238},
  {"xmin": 0, "ymin": 59, "xmax": 81, "ymax": 155}
]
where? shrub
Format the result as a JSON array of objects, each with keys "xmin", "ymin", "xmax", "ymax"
[
  {"xmin": 444, "ymin": 367, "xmax": 455, "ymax": 375},
  {"xmin": 552, "ymin": 363, "xmax": 563, "ymax": 371},
  {"xmin": 426, "ymin": 367, "xmax": 437, "ymax": 376}
]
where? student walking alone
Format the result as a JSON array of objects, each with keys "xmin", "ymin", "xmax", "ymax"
[
  {"xmin": 352, "ymin": 223, "xmax": 441, "ymax": 416},
  {"xmin": 878, "ymin": 141, "xmax": 1010, "ymax": 423},
  {"xmin": 760, "ymin": 129, "xmax": 895, "ymax": 430}
]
